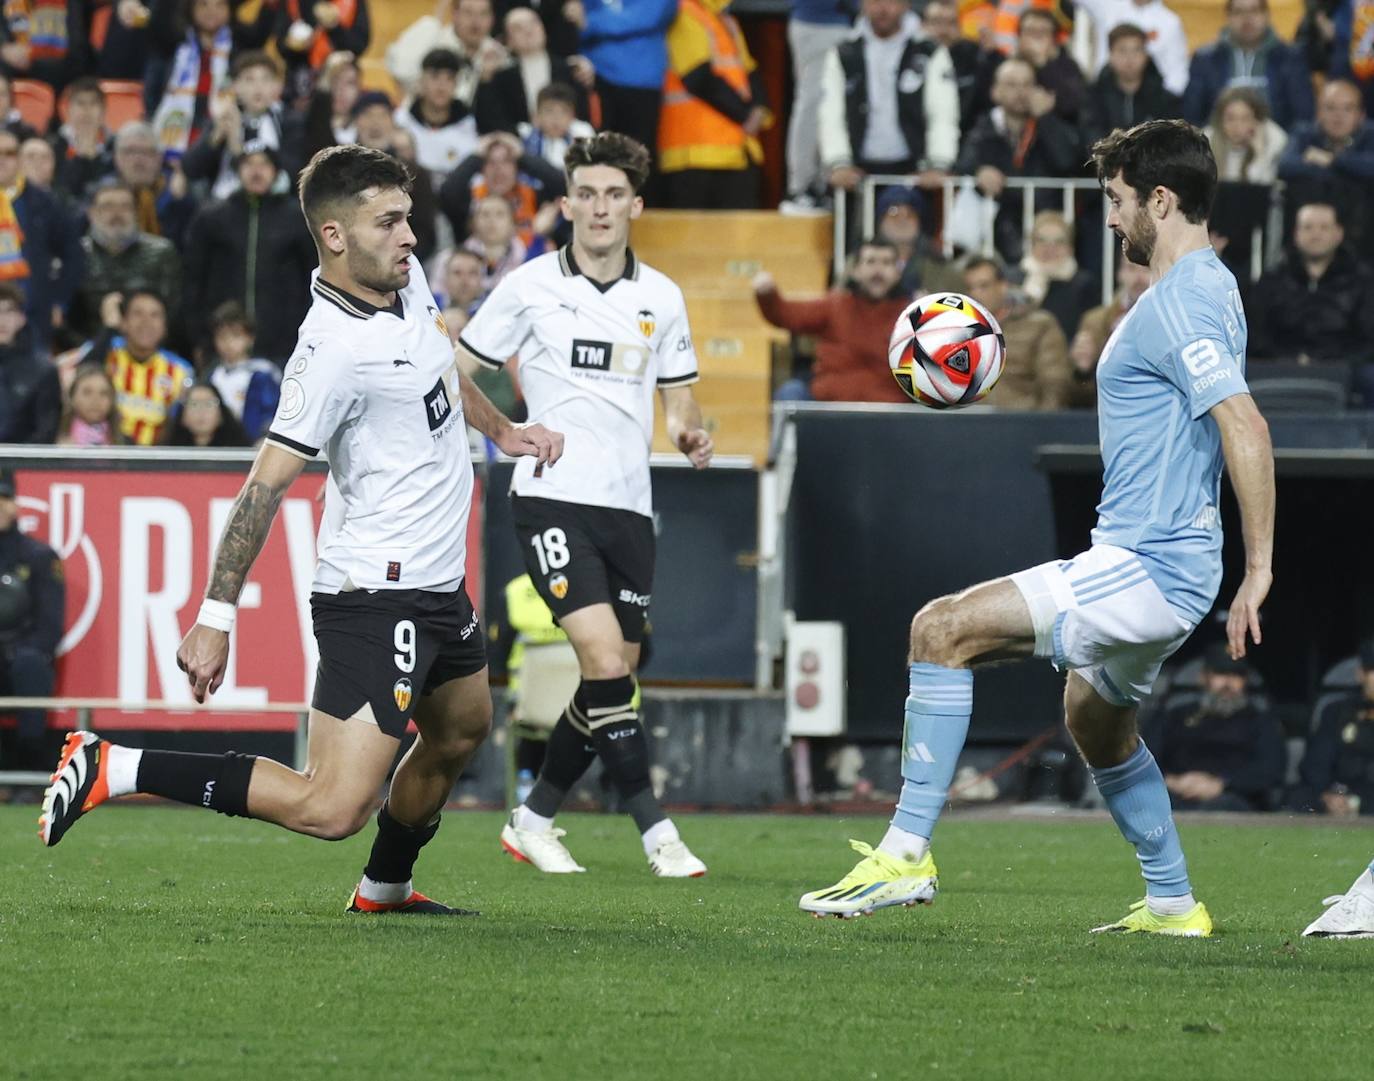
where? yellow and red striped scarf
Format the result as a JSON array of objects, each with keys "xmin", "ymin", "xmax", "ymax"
[{"xmin": 0, "ymin": 177, "xmax": 31, "ymax": 283}]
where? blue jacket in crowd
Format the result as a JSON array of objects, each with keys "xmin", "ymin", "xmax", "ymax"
[
  {"xmin": 12, "ymin": 185, "xmax": 84, "ymax": 348},
  {"xmin": 1183, "ymin": 29, "xmax": 1315, "ymax": 132},
  {"xmin": 579, "ymin": 0, "xmax": 679, "ymax": 91},
  {"xmin": 1277, "ymin": 119, "xmax": 1374, "ymax": 182}
]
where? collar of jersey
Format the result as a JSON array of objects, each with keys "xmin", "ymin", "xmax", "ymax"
[
  {"xmin": 559, "ymin": 244, "xmax": 639, "ymax": 293},
  {"xmin": 313, "ymin": 277, "xmax": 406, "ymax": 320}
]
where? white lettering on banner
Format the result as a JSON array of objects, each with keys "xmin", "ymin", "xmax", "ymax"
[
  {"xmin": 119, "ymin": 498, "xmax": 193, "ymax": 704},
  {"xmin": 208, "ymin": 498, "xmax": 268, "ymax": 706},
  {"xmin": 282, "ymin": 497, "xmax": 321, "ymax": 702},
  {"xmin": 17, "ymin": 484, "xmax": 103, "ymax": 656}
]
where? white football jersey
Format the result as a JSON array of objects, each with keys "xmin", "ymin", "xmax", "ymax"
[
  {"xmin": 459, "ymin": 246, "xmax": 699, "ymax": 517},
  {"xmin": 266, "ymin": 257, "xmax": 473, "ymax": 594}
]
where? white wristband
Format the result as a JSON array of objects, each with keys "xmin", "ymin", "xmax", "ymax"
[{"xmin": 197, "ymin": 598, "xmax": 236, "ymax": 633}]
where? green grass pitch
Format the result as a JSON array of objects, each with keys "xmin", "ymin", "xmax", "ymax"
[{"xmin": 2, "ymin": 806, "xmax": 1370, "ymax": 1081}]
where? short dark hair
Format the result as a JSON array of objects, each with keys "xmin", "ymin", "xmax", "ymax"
[
  {"xmin": 298, "ymin": 144, "xmax": 414, "ymax": 235},
  {"xmin": 563, "ymin": 132, "xmax": 652, "ymax": 194},
  {"xmin": 421, "ymin": 47, "xmax": 464, "ymax": 75},
  {"xmin": 0, "ymin": 281, "xmax": 25, "ymax": 309},
  {"xmin": 1224, "ymin": 0, "xmax": 1267, "ymax": 11},
  {"xmin": 536, "ymin": 82, "xmax": 578, "ymax": 112},
  {"xmin": 856, "ymin": 237, "xmax": 900, "ymax": 259},
  {"xmin": 1295, "ymin": 200, "xmax": 1342, "ymax": 227},
  {"xmin": 1018, "ymin": 8, "xmax": 1057, "ymax": 34},
  {"xmin": 89, "ymin": 176, "xmax": 136, "ymax": 204},
  {"xmin": 66, "ymin": 76, "xmax": 105, "ymax": 104},
  {"xmin": 210, "ymin": 300, "xmax": 256, "ymax": 335},
  {"xmin": 231, "ymin": 49, "xmax": 281, "ymax": 80},
  {"xmin": 120, "ymin": 287, "xmax": 167, "ymax": 317},
  {"xmin": 1107, "ymin": 22, "xmax": 1147, "ymax": 49},
  {"xmin": 1090, "ymin": 119, "xmax": 1217, "ymax": 225},
  {"xmin": 962, "ymin": 255, "xmax": 1006, "ymax": 281}
]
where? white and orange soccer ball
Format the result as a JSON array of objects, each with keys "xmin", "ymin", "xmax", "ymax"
[{"xmin": 888, "ymin": 292, "xmax": 1006, "ymax": 408}]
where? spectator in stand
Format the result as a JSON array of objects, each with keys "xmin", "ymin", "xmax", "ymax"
[
  {"xmin": 1331, "ymin": 0, "xmax": 1374, "ymax": 115},
  {"xmin": 275, "ymin": 0, "xmax": 370, "ymax": 109},
  {"xmin": 955, "ymin": 57, "xmax": 1081, "ymax": 263},
  {"xmin": 0, "ymin": 282, "xmax": 59, "ymax": 442},
  {"xmin": 1205, "ymin": 85, "xmax": 1289, "ymax": 182},
  {"xmin": 1020, "ymin": 210, "xmax": 1098, "ymax": 341},
  {"xmin": 659, "ymin": 0, "xmax": 771, "ymax": 210},
  {"xmin": 976, "ymin": 8, "xmax": 1084, "ymax": 127},
  {"xmin": 55, "ymin": 362, "xmax": 125, "ymax": 446},
  {"xmin": 182, "ymin": 50, "xmax": 306, "ymax": 200},
  {"xmin": 19, "ymin": 137, "xmax": 59, "ymax": 195},
  {"xmin": 963, "ymin": 255, "xmax": 1069, "ymax": 409},
  {"xmin": 81, "ymin": 287, "xmax": 192, "ymax": 445},
  {"xmin": 1068, "ymin": 257, "xmax": 1151, "ymax": 408},
  {"xmin": 162, "ymin": 380, "xmax": 251, "ymax": 446},
  {"xmin": 519, "ymin": 82, "xmax": 595, "ymax": 170},
  {"xmin": 464, "ymin": 193, "xmax": 552, "ymax": 293},
  {"xmin": 48, "ymin": 77, "xmax": 112, "ymax": 202},
  {"xmin": 431, "ymin": 245, "xmax": 486, "ymax": 311},
  {"xmin": 303, "ymin": 48, "xmax": 358, "ymax": 160},
  {"xmin": 1290, "ymin": 638, "xmax": 1374, "ymax": 818},
  {"xmin": 819, "ymin": 0, "xmax": 960, "ymax": 204},
  {"xmin": 182, "ymin": 144, "xmax": 316, "ymax": 362},
  {"xmin": 753, "ymin": 238, "xmax": 914, "ymax": 403},
  {"xmin": 0, "ymin": 0, "xmax": 87, "ymax": 90},
  {"xmin": 148, "ymin": 0, "xmax": 237, "ymax": 158},
  {"xmin": 1081, "ymin": 23, "xmax": 1184, "ymax": 150},
  {"xmin": 0, "ymin": 127, "xmax": 82, "ymax": 347},
  {"xmin": 982, "ymin": 0, "xmax": 1074, "ymax": 58},
  {"xmin": 921, "ymin": 0, "xmax": 984, "ymax": 138},
  {"xmin": 394, "ymin": 48, "xmax": 479, "ymax": 185},
  {"xmin": 1074, "ymin": 0, "xmax": 1191, "ymax": 96},
  {"xmin": 1184, "ymin": 0, "xmax": 1315, "ymax": 133},
  {"xmin": 874, "ymin": 186, "xmax": 962, "ymax": 296},
  {"xmin": 476, "ymin": 7, "xmax": 592, "ymax": 135},
  {"xmin": 439, "ymin": 130, "xmax": 563, "ymax": 249},
  {"xmin": 1152, "ymin": 644, "xmax": 1285, "ymax": 812},
  {"xmin": 0, "ymin": 468, "xmax": 64, "ymax": 777},
  {"xmin": 563, "ymin": 0, "xmax": 676, "ymax": 155},
  {"xmin": 387, "ymin": 0, "xmax": 507, "ymax": 108},
  {"xmin": 71, "ymin": 178, "xmax": 180, "ymax": 341},
  {"xmin": 0, "ymin": 73, "xmax": 34, "ymax": 139},
  {"xmin": 1278, "ymin": 79, "xmax": 1374, "ymax": 249},
  {"xmin": 110, "ymin": 120, "xmax": 196, "ymax": 249},
  {"xmin": 349, "ymin": 96, "xmax": 439, "ymax": 262},
  {"xmin": 203, "ymin": 301, "xmax": 279, "ymax": 441},
  {"xmin": 780, "ymin": 0, "xmax": 857, "ymax": 213},
  {"xmin": 94, "ymin": 0, "xmax": 155, "ymax": 82},
  {"xmin": 1248, "ymin": 202, "xmax": 1374, "ymax": 387}
]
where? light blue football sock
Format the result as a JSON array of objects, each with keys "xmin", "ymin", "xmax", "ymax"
[
  {"xmin": 890, "ymin": 662, "xmax": 974, "ymax": 839},
  {"xmin": 1090, "ymin": 741, "xmax": 1192, "ymax": 898}
]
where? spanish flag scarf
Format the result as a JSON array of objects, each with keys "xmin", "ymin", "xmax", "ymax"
[{"xmin": 0, "ymin": 176, "xmax": 31, "ymax": 282}]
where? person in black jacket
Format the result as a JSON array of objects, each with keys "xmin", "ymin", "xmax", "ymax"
[
  {"xmin": 475, "ymin": 6, "xmax": 589, "ymax": 134},
  {"xmin": 1247, "ymin": 201, "xmax": 1374, "ymax": 389},
  {"xmin": 1290, "ymin": 639, "xmax": 1374, "ymax": 818},
  {"xmin": 921, "ymin": 0, "xmax": 986, "ymax": 136},
  {"xmin": 0, "ymin": 283, "xmax": 59, "ymax": 442},
  {"xmin": 1081, "ymin": 23, "xmax": 1184, "ymax": 151},
  {"xmin": 0, "ymin": 468, "xmax": 65, "ymax": 774},
  {"xmin": 181, "ymin": 144, "xmax": 316, "ymax": 362},
  {"xmin": 1153, "ymin": 645, "xmax": 1286, "ymax": 811}
]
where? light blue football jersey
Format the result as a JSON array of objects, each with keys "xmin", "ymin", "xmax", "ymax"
[{"xmin": 1090, "ymin": 247, "xmax": 1250, "ymax": 624}]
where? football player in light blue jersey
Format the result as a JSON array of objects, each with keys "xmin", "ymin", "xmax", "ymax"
[{"xmin": 801, "ymin": 120, "xmax": 1276, "ymax": 936}]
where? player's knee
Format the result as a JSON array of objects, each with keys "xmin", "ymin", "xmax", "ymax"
[
  {"xmin": 425, "ymin": 710, "xmax": 492, "ymax": 764},
  {"xmin": 296, "ymin": 791, "xmax": 374, "ymax": 841},
  {"xmin": 909, "ymin": 597, "xmax": 967, "ymax": 667},
  {"xmin": 581, "ymin": 650, "xmax": 630, "ymax": 681}
]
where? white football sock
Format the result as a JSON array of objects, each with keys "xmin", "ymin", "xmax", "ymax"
[
  {"xmin": 358, "ymin": 875, "xmax": 412, "ymax": 904},
  {"xmin": 641, "ymin": 818, "xmax": 679, "ymax": 856},
  {"xmin": 1146, "ymin": 892, "xmax": 1197, "ymax": 916},
  {"xmin": 513, "ymin": 805, "xmax": 554, "ymax": 833},
  {"xmin": 878, "ymin": 824, "xmax": 929, "ymax": 863},
  {"xmin": 105, "ymin": 745, "xmax": 143, "ymax": 799}
]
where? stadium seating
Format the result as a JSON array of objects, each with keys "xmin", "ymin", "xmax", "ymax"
[
  {"xmin": 1247, "ymin": 362, "xmax": 1353, "ymax": 414},
  {"xmin": 11, "ymin": 79, "xmax": 55, "ymax": 132}
]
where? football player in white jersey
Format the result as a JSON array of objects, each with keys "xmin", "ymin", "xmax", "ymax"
[
  {"xmin": 39, "ymin": 145, "xmax": 563, "ymax": 916},
  {"xmin": 458, "ymin": 133, "xmax": 712, "ymax": 878}
]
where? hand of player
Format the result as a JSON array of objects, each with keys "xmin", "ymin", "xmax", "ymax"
[
  {"xmin": 1225, "ymin": 567, "xmax": 1271, "ymax": 660},
  {"xmin": 498, "ymin": 422, "xmax": 564, "ymax": 468},
  {"xmin": 177, "ymin": 624, "xmax": 230, "ymax": 703},
  {"xmin": 676, "ymin": 428, "xmax": 713, "ymax": 469}
]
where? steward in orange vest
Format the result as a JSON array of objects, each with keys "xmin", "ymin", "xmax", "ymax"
[{"xmin": 659, "ymin": 0, "xmax": 771, "ymax": 209}]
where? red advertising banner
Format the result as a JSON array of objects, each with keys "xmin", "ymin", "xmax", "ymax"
[{"xmin": 13, "ymin": 461, "xmax": 483, "ymax": 731}]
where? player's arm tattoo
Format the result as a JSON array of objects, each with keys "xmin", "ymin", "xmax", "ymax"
[{"xmin": 206, "ymin": 479, "xmax": 286, "ymax": 604}]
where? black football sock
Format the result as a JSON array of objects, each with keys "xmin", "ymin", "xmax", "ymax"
[
  {"xmin": 362, "ymin": 801, "xmax": 440, "ymax": 884},
  {"xmin": 135, "ymin": 750, "xmax": 257, "ymax": 817},
  {"xmin": 583, "ymin": 676, "xmax": 666, "ymax": 834},
  {"xmin": 524, "ymin": 699, "xmax": 599, "ymax": 818}
]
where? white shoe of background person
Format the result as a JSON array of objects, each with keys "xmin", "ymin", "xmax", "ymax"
[{"xmin": 500, "ymin": 812, "xmax": 587, "ymax": 873}]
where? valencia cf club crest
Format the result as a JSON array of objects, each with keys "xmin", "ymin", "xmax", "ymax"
[
  {"xmin": 429, "ymin": 304, "xmax": 450, "ymax": 339},
  {"xmin": 549, "ymin": 573, "xmax": 569, "ymax": 600},
  {"xmin": 637, "ymin": 309, "xmax": 655, "ymax": 338},
  {"xmin": 393, "ymin": 678, "xmax": 413, "ymax": 712}
]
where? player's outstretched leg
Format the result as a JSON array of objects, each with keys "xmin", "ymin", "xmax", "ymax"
[
  {"xmin": 349, "ymin": 670, "xmax": 493, "ymax": 915},
  {"xmin": 1303, "ymin": 858, "xmax": 1374, "ymax": 939},
  {"xmin": 1066, "ymin": 675, "xmax": 1213, "ymax": 938}
]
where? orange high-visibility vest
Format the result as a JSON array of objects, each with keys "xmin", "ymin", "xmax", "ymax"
[
  {"xmin": 989, "ymin": 0, "xmax": 1069, "ymax": 56},
  {"xmin": 659, "ymin": 0, "xmax": 760, "ymax": 174}
]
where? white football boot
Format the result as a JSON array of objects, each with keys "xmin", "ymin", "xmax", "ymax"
[
  {"xmin": 1303, "ymin": 867, "xmax": 1374, "ymax": 939},
  {"xmin": 647, "ymin": 837, "xmax": 707, "ymax": 878},
  {"xmin": 500, "ymin": 813, "xmax": 586, "ymax": 873}
]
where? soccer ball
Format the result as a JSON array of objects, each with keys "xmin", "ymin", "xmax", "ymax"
[{"xmin": 888, "ymin": 292, "xmax": 1006, "ymax": 409}]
